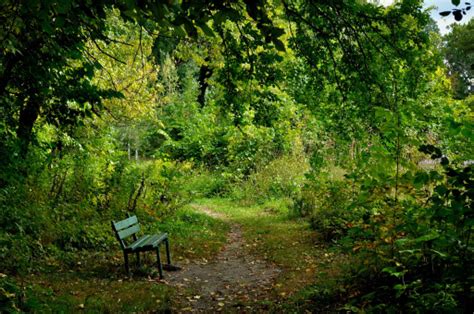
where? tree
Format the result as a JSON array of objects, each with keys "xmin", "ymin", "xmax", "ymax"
[
  {"xmin": 0, "ymin": 0, "xmax": 284, "ymax": 169},
  {"xmin": 0, "ymin": 0, "xmax": 448, "ymax": 189},
  {"xmin": 0, "ymin": 0, "xmax": 119, "ymax": 166},
  {"xmin": 443, "ymin": 19, "xmax": 474, "ymax": 99}
]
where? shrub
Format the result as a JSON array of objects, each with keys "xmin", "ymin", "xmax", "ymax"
[
  {"xmin": 340, "ymin": 157, "xmax": 473, "ymax": 312},
  {"xmin": 181, "ymin": 168, "xmax": 230, "ymax": 198},
  {"xmin": 234, "ymin": 144, "xmax": 309, "ymax": 204},
  {"xmin": 304, "ymin": 180, "xmax": 357, "ymax": 241}
]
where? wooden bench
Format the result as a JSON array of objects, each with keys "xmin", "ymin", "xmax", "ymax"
[{"xmin": 112, "ymin": 215, "xmax": 171, "ymax": 279}]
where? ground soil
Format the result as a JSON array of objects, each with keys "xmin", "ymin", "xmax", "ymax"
[{"xmin": 166, "ymin": 205, "xmax": 281, "ymax": 313}]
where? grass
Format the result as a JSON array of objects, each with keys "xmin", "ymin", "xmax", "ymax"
[
  {"xmin": 3, "ymin": 274, "xmax": 174, "ymax": 313},
  {"xmin": 194, "ymin": 198, "xmax": 348, "ymax": 311},
  {"xmin": 149, "ymin": 205, "xmax": 230, "ymax": 261}
]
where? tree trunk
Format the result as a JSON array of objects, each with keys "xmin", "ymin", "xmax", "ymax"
[
  {"xmin": 16, "ymin": 97, "xmax": 41, "ymax": 159},
  {"xmin": 0, "ymin": 54, "xmax": 17, "ymax": 97},
  {"xmin": 197, "ymin": 57, "xmax": 212, "ymax": 108},
  {"xmin": 128, "ymin": 175, "xmax": 145, "ymax": 213}
]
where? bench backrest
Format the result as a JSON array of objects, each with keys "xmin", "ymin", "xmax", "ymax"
[{"xmin": 112, "ymin": 215, "xmax": 140, "ymax": 249}]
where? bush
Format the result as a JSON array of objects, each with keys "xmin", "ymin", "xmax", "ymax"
[
  {"xmin": 182, "ymin": 168, "xmax": 230, "ymax": 197},
  {"xmin": 339, "ymin": 159, "xmax": 473, "ymax": 312},
  {"xmin": 0, "ymin": 186, "xmax": 48, "ymax": 274},
  {"xmin": 302, "ymin": 180, "xmax": 358, "ymax": 241},
  {"xmin": 1, "ymin": 277, "xmax": 24, "ymax": 313},
  {"xmin": 0, "ymin": 276, "xmax": 80, "ymax": 313},
  {"xmin": 53, "ymin": 220, "xmax": 115, "ymax": 251},
  {"xmin": 234, "ymin": 146, "xmax": 309, "ymax": 204},
  {"xmin": 1, "ymin": 151, "xmax": 193, "ymax": 274}
]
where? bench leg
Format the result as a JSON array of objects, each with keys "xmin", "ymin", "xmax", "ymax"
[
  {"xmin": 165, "ymin": 238, "xmax": 171, "ymax": 265},
  {"xmin": 124, "ymin": 252, "xmax": 130, "ymax": 276},
  {"xmin": 156, "ymin": 246, "xmax": 163, "ymax": 279}
]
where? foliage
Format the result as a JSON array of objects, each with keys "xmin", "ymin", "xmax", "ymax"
[
  {"xmin": 307, "ymin": 181, "xmax": 358, "ymax": 242},
  {"xmin": 234, "ymin": 139, "xmax": 309, "ymax": 203},
  {"xmin": 443, "ymin": 18, "xmax": 474, "ymax": 99},
  {"xmin": 1, "ymin": 0, "xmax": 473, "ymax": 312},
  {"xmin": 181, "ymin": 168, "xmax": 230, "ymax": 198},
  {"xmin": 339, "ymin": 151, "xmax": 473, "ymax": 311},
  {"xmin": 0, "ymin": 149, "xmax": 190, "ymax": 273}
]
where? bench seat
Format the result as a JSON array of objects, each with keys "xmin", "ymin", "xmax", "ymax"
[{"xmin": 126, "ymin": 233, "xmax": 168, "ymax": 252}]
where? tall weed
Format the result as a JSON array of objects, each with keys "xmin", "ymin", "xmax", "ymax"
[{"xmin": 234, "ymin": 139, "xmax": 309, "ymax": 204}]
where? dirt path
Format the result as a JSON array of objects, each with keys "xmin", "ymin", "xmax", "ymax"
[{"xmin": 167, "ymin": 205, "xmax": 281, "ymax": 312}]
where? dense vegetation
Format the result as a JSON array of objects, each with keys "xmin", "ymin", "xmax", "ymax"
[{"xmin": 1, "ymin": 0, "xmax": 472, "ymax": 312}]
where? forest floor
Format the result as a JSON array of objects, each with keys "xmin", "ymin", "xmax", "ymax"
[
  {"xmin": 167, "ymin": 204, "xmax": 281, "ymax": 312},
  {"xmin": 15, "ymin": 198, "xmax": 347, "ymax": 312}
]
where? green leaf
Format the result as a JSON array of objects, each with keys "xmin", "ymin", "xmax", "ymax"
[
  {"xmin": 213, "ymin": 8, "xmax": 241, "ymax": 24},
  {"xmin": 382, "ymin": 267, "xmax": 407, "ymax": 278},
  {"xmin": 399, "ymin": 249, "xmax": 421, "ymax": 254},
  {"xmin": 273, "ymin": 38, "xmax": 285, "ymax": 52},
  {"xmin": 41, "ymin": 19, "xmax": 53, "ymax": 34},
  {"xmin": 434, "ymin": 185, "xmax": 447, "ymax": 195},
  {"xmin": 382, "ymin": 266, "xmax": 397, "ymax": 274},
  {"xmin": 198, "ymin": 22, "xmax": 215, "ymax": 37},
  {"xmin": 414, "ymin": 172, "xmax": 429, "ymax": 189},
  {"xmin": 430, "ymin": 249, "xmax": 447, "ymax": 258},
  {"xmin": 174, "ymin": 25, "xmax": 187, "ymax": 37},
  {"xmin": 56, "ymin": 0, "xmax": 72, "ymax": 14},
  {"xmin": 414, "ymin": 232, "xmax": 439, "ymax": 243},
  {"xmin": 394, "ymin": 284, "xmax": 406, "ymax": 298},
  {"xmin": 270, "ymin": 27, "xmax": 285, "ymax": 38},
  {"xmin": 452, "ymin": 0, "xmax": 461, "ymax": 6}
]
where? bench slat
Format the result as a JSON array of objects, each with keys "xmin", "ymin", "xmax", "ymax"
[
  {"xmin": 142, "ymin": 233, "xmax": 167, "ymax": 248},
  {"xmin": 128, "ymin": 235, "xmax": 151, "ymax": 251},
  {"xmin": 126, "ymin": 233, "xmax": 168, "ymax": 251},
  {"xmin": 117, "ymin": 224, "xmax": 140, "ymax": 239},
  {"xmin": 113, "ymin": 216, "xmax": 138, "ymax": 231}
]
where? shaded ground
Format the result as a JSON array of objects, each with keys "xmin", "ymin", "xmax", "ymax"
[{"xmin": 168, "ymin": 205, "xmax": 281, "ymax": 312}]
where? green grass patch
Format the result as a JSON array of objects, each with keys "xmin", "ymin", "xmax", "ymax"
[
  {"xmin": 148, "ymin": 205, "xmax": 230, "ymax": 260},
  {"xmin": 2, "ymin": 274, "xmax": 173, "ymax": 313}
]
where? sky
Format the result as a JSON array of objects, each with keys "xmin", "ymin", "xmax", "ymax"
[{"xmin": 378, "ymin": 0, "xmax": 473, "ymax": 34}]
